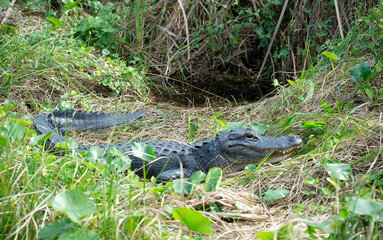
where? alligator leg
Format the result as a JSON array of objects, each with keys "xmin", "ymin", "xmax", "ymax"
[{"xmin": 156, "ymin": 168, "xmax": 196, "ymax": 181}]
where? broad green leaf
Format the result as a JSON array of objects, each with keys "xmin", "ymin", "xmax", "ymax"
[
  {"xmin": 247, "ymin": 123, "xmax": 268, "ymax": 134},
  {"xmin": 55, "ymin": 139, "xmax": 79, "ymax": 149},
  {"xmin": 51, "ymin": 189, "xmax": 97, "ymax": 223},
  {"xmin": 220, "ymin": 122, "xmax": 244, "ymax": 133},
  {"xmin": 0, "ymin": 122, "xmax": 25, "ymax": 142},
  {"xmin": 348, "ymin": 197, "xmax": 383, "ymax": 219},
  {"xmin": 107, "ymin": 146, "xmax": 131, "ymax": 171},
  {"xmin": 350, "ymin": 61, "xmax": 371, "ymax": 83},
  {"xmin": 48, "ymin": 17, "xmax": 62, "ymax": 28},
  {"xmin": 2, "ymin": 101, "xmax": 14, "ymax": 111},
  {"xmin": 57, "ymin": 101, "xmax": 72, "ymax": 110},
  {"xmin": 319, "ymin": 101, "xmax": 333, "ymax": 113},
  {"xmin": 245, "ymin": 164, "xmax": 257, "ymax": 172},
  {"xmin": 365, "ymin": 88, "xmax": 374, "ymax": 100},
  {"xmin": 321, "ymin": 51, "xmax": 339, "ymax": 60},
  {"xmin": 173, "ymin": 179, "xmax": 193, "ymax": 195},
  {"xmin": 66, "ymin": 0, "xmax": 81, "ymax": 11},
  {"xmin": 300, "ymin": 121, "xmax": 326, "ymax": 129},
  {"xmin": 172, "ymin": 208, "xmax": 212, "ymax": 235},
  {"xmin": 256, "ymin": 222, "xmax": 294, "ymax": 239},
  {"xmin": 264, "ymin": 189, "xmax": 289, "ymax": 201},
  {"xmin": 255, "ymin": 231, "xmax": 274, "ymax": 240},
  {"xmin": 190, "ymin": 171, "xmax": 206, "ymax": 184},
  {"xmin": 287, "ymin": 79, "xmax": 296, "ymax": 87},
  {"xmin": 102, "ymin": 49, "xmax": 110, "ymax": 56},
  {"xmin": 85, "ymin": 146, "xmax": 110, "ymax": 167},
  {"xmin": 0, "ymin": 0, "xmax": 12, "ymax": 8},
  {"xmin": 41, "ymin": 103, "xmax": 54, "ymax": 111},
  {"xmin": 38, "ymin": 219, "xmax": 75, "ymax": 240},
  {"xmin": 131, "ymin": 142, "xmax": 155, "ymax": 162},
  {"xmin": 30, "ymin": 132, "xmax": 53, "ymax": 146},
  {"xmin": 324, "ymin": 163, "xmax": 352, "ymax": 181},
  {"xmin": 58, "ymin": 228, "xmax": 101, "ymax": 240},
  {"xmin": 205, "ymin": 167, "xmax": 222, "ymax": 192}
]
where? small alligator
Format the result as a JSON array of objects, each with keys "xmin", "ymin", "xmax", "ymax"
[{"xmin": 34, "ymin": 109, "xmax": 302, "ymax": 181}]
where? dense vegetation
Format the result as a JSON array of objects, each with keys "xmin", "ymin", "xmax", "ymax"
[{"xmin": 0, "ymin": 0, "xmax": 382, "ymax": 239}]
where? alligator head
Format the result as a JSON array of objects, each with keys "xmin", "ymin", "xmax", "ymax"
[{"xmin": 203, "ymin": 128, "xmax": 302, "ymax": 172}]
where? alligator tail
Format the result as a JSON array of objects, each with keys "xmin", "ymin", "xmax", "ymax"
[{"xmin": 33, "ymin": 109, "xmax": 146, "ymax": 150}]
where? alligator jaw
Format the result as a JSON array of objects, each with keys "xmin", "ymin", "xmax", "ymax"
[{"xmin": 223, "ymin": 130, "xmax": 303, "ymax": 165}]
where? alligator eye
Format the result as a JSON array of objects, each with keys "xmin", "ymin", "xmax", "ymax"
[{"xmin": 245, "ymin": 132, "xmax": 256, "ymax": 139}]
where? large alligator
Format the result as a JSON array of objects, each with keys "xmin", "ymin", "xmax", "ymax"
[{"xmin": 34, "ymin": 109, "xmax": 302, "ymax": 181}]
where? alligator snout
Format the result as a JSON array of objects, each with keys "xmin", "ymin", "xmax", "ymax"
[{"xmin": 288, "ymin": 136, "xmax": 303, "ymax": 146}]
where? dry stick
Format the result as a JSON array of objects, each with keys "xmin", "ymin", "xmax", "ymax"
[
  {"xmin": 176, "ymin": 0, "xmax": 190, "ymax": 60},
  {"xmin": 334, "ymin": 0, "xmax": 344, "ymax": 39},
  {"xmin": 0, "ymin": 0, "xmax": 17, "ymax": 32},
  {"xmin": 255, "ymin": 0, "xmax": 289, "ymax": 82}
]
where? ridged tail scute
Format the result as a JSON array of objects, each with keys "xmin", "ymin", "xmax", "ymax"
[{"xmin": 33, "ymin": 109, "xmax": 146, "ymax": 149}]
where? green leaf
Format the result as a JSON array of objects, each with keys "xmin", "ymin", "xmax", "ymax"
[
  {"xmin": 0, "ymin": 122, "xmax": 25, "ymax": 142},
  {"xmin": 287, "ymin": 79, "xmax": 296, "ymax": 87},
  {"xmin": 319, "ymin": 101, "xmax": 333, "ymax": 113},
  {"xmin": 172, "ymin": 208, "xmax": 212, "ymax": 235},
  {"xmin": 255, "ymin": 231, "xmax": 274, "ymax": 240},
  {"xmin": 57, "ymin": 101, "xmax": 72, "ymax": 110},
  {"xmin": 220, "ymin": 122, "xmax": 244, "ymax": 133},
  {"xmin": 256, "ymin": 222, "xmax": 294, "ymax": 239},
  {"xmin": 321, "ymin": 51, "xmax": 339, "ymax": 60},
  {"xmin": 38, "ymin": 219, "xmax": 75, "ymax": 240},
  {"xmin": 173, "ymin": 178, "xmax": 193, "ymax": 195},
  {"xmin": 65, "ymin": 0, "xmax": 81, "ymax": 11},
  {"xmin": 48, "ymin": 17, "xmax": 62, "ymax": 28},
  {"xmin": 12, "ymin": 118, "xmax": 32, "ymax": 126},
  {"xmin": 300, "ymin": 121, "xmax": 326, "ymax": 129},
  {"xmin": 334, "ymin": 101, "xmax": 343, "ymax": 112},
  {"xmin": 305, "ymin": 81, "xmax": 314, "ymax": 101},
  {"xmin": 216, "ymin": 119, "xmax": 226, "ymax": 127},
  {"xmin": 41, "ymin": 103, "xmax": 54, "ymax": 111},
  {"xmin": 131, "ymin": 142, "xmax": 156, "ymax": 162},
  {"xmin": 247, "ymin": 123, "xmax": 268, "ymax": 134},
  {"xmin": 235, "ymin": 202, "xmax": 248, "ymax": 210},
  {"xmin": 58, "ymin": 228, "xmax": 101, "ymax": 240},
  {"xmin": 211, "ymin": 112, "xmax": 222, "ymax": 118},
  {"xmin": 0, "ymin": 0, "xmax": 12, "ymax": 8},
  {"xmin": 30, "ymin": 132, "xmax": 53, "ymax": 146},
  {"xmin": 190, "ymin": 171, "xmax": 206, "ymax": 185},
  {"xmin": 348, "ymin": 197, "xmax": 383, "ymax": 219},
  {"xmin": 281, "ymin": 115, "xmax": 296, "ymax": 128},
  {"xmin": 205, "ymin": 168, "xmax": 222, "ymax": 192},
  {"xmin": 101, "ymin": 49, "xmax": 110, "ymax": 56},
  {"xmin": 350, "ymin": 61, "xmax": 372, "ymax": 83},
  {"xmin": 55, "ymin": 139, "xmax": 79, "ymax": 150},
  {"xmin": 51, "ymin": 189, "xmax": 97, "ymax": 223},
  {"xmin": 245, "ymin": 164, "xmax": 257, "ymax": 172},
  {"xmin": 324, "ymin": 163, "xmax": 352, "ymax": 181},
  {"xmin": 86, "ymin": 146, "xmax": 109, "ymax": 165},
  {"xmin": 264, "ymin": 189, "xmax": 289, "ymax": 201},
  {"xmin": 365, "ymin": 88, "xmax": 374, "ymax": 100}
]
